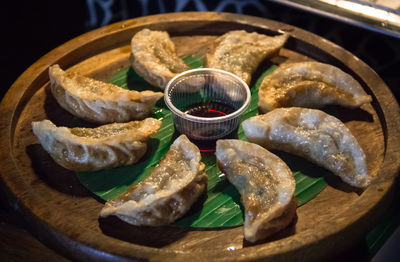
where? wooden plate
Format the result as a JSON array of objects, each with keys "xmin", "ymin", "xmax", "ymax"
[{"xmin": 1, "ymin": 12, "xmax": 399, "ymax": 261}]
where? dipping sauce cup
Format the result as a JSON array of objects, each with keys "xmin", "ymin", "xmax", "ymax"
[{"xmin": 164, "ymin": 68, "xmax": 251, "ymax": 141}]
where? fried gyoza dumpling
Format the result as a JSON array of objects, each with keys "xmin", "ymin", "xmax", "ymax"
[
  {"xmin": 100, "ymin": 135, "xmax": 208, "ymax": 226},
  {"xmin": 49, "ymin": 64, "xmax": 163, "ymax": 124},
  {"xmin": 31, "ymin": 118, "xmax": 161, "ymax": 172},
  {"xmin": 206, "ymin": 30, "xmax": 288, "ymax": 84},
  {"xmin": 242, "ymin": 108, "xmax": 371, "ymax": 188},
  {"xmin": 258, "ymin": 62, "xmax": 372, "ymax": 113},
  {"xmin": 216, "ymin": 139, "xmax": 296, "ymax": 243},
  {"xmin": 130, "ymin": 29, "xmax": 190, "ymax": 89}
]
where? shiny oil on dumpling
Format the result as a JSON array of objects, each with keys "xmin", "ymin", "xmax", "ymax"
[
  {"xmin": 242, "ymin": 108, "xmax": 371, "ymax": 188},
  {"xmin": 100, "ymin": 135, "xmax": 208, "ymax": 226},
  {"xmin": 31, "ymin": 118, "xmax": 161, "ymax": 172},
  {"xmin": 216, "ymin": 139, "xmax": 296, "ymax": 243},
  {"xmin": 206, "ymin": 30, "xmax": 288, "ymax": 85},
  {"xmin": 258, "ymin": 62, "xmax": 372, "ymax": 113},
  {"xmin": 130, "ymin": 29, "xmax": 190, "ymax": 89},
  {"xmin": 49, "ymin": 64, "xmax": 163, "ymax": 124}
]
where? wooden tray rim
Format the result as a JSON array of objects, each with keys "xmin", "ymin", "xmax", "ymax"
[{"xmin": 0, "ymin": 12, "xmax": 399, "ymax": 261}]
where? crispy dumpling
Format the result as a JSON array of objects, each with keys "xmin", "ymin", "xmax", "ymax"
[
  {"xmin": 258, "ymin": 61, "xmax": 372, "ymax": 113},
  {"xmin": 216, "ymin": 139, "xmax": 296, "ymax": 243},
  {"xmin": 100, "ymin": 135, "xmax": 208, "ymax": 226},
  {"xmin": 206, "ymin": 30, "xmax": 288, "ymax": 84},
  {"xmin": 49, "ymin": 64, "xmax": 163, "ymax": 123},
  {"xmin": 31, "ymin": 118, "xmax": 161, "ymax": 172},
  {"xmin": 130, "ymin": 29, "xmax": 190, "ymax": 89},
  {"xmin": 242, "ymin": 108, "xmax": 371, "ymax": 188}
]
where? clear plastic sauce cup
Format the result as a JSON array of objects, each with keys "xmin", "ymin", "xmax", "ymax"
[{"xmin": 164, "ymin": 68, "xmax": 251, "ymax": 141}]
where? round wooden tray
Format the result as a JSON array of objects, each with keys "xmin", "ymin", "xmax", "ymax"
[{"xmin": 1, "ymin": 12, "xmax": 399, "ymax": 261}]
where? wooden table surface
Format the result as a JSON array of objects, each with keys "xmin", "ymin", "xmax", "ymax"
[
  {"xmin": 1, "ymin": 194, "xmax": 399, "ymax": 261},
  {"xmin": 2, "ymin": 180, "xmax": 399, "ymax": 261}
]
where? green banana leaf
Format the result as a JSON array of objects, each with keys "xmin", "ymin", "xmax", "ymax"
[{"xmin": 77, "ymin": 55, "xmax": 331, "ymax": 228}]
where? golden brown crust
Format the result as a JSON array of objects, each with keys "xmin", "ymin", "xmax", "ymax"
[
  {"xmin": 113, "ymin": 170, "xmax": 208, "ymax": 226},
  {"xmin": 206, "ymin": 30, "xmax": 288, "ymax": 84},
  {"xmin": 251, "ymin": 198, "xmax": 297, "ymax": 243},
  {"xmin": 100, "ymin": 135, "xmax": 208, "ymax": 226},
  {"xmin": 49, "ymin": 64, "xmax": 163, "ymax": 124},
  {"xmin": 31, "ymin": 118, "xmax": 161, "ymax": 172},
  {"xmin": 130, "ymin": 29, "xmax": 190, "ymax": 89},
  {"xmin": 216, "ymin": 139, "xmax": 296, "ymax": 243},
  {"xmin": 243, "ymin": 108, "xmax": 371, "ymax": 188},
  {"xmin": 258, "ymin": 62, "xmax": 372, "ymax": 113}
]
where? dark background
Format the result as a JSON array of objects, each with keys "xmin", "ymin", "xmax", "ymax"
[
  {"xmin": 2, "ymin": 0, "xmax": 400, "ymax": 102},
  {"xmin": 2, "ymin": 1, "xmax": 87, "ymax": 99}
]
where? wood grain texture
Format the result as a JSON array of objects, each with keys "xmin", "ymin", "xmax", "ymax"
[
  {"xmin": 0, "ymin": 210, "xmax": 68, "ymax": 262},
  {"xmin": 0, "ymin": 12, "xmax": 399, "ymax": 261}
]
